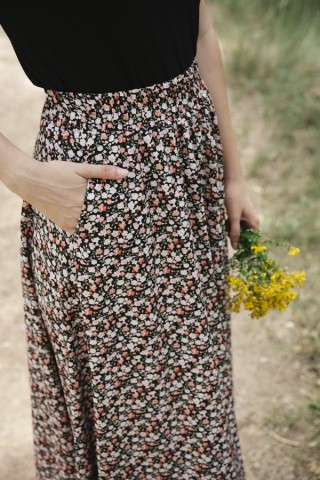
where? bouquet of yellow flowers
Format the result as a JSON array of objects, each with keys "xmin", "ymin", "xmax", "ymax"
[{"xmin": 226, "ymin": 221, "xmax": 306, "ymax": 319}]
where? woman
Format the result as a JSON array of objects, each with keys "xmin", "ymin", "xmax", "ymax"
[{"xmin": 0, "ymin": 1, "xmax": 259, "ymax": 478}]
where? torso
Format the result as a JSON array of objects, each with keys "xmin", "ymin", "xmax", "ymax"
[{"xmin": 0, "ymin": 1, "xmax": 200, "ymax": 93}]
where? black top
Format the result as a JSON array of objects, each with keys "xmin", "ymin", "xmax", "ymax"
[{"xmin": 0, "ymin": 1, "xmax": 200, "ymax": 93}]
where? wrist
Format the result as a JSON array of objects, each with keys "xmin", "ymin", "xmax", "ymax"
[
  {"xmin": 224, "ymin": 173, "xmax": 246, "ymax": 184},
  {"xmin": 0, "ymin": 132, "xmax": 38, "ymax": 196},
  {"xmin": 222, "ymin": 156, "xmax": 245, "ymax": 183},
  {"xmin": 3, "ymin": 152, "xmax": 39, "ymax": 199}
]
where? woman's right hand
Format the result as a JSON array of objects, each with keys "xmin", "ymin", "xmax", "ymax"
[{"xmin": 10, "ymin": 154, "xmax": 129, "ymax": 234}]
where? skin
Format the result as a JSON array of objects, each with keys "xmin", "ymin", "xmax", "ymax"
[
  {"xmin": 197, "ymin": 0, "xmax": 260, "ymax": 248},
  {"xmin": 0, "ymin": 0, "xmax": 259, "ymax": 247}
]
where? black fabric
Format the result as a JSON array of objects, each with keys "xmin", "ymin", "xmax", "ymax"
[{"xmin": 0, "ymin": 1, "xmax": 200, "ymax": 93}]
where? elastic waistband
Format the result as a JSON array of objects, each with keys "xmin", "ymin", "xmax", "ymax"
[{"xmin": 44, "ymin": 56, "xmax": 202, "ymax": 115}]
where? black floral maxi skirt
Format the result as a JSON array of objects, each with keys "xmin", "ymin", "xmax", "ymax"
[{"xmin": 19, "ymin": 57, "xmax": 246, "ymax": 480}]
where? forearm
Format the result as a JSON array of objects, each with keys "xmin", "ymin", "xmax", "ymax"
[
  {"xmin": 0, "ymin": 132, "xmax": 37, "ymax": 196},
  {"xmin": 196, "ymin": 27, "xmax": 244, "ymax": 181}
]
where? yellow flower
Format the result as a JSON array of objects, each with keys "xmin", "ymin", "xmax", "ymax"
[
  {"xmin": 294, "ymin": 271, "xmax": 306, "ymax": 285},
  {"xmin": 288, "ymin": 246, "xmax": 300, "ymax": 256},
  {"xmin": 251, "ymin": 245, "xmax": 267, "ymax": 254},
  {"xmin": 226, "ymin": 227, "xmax": 306, "ymax": 319}
]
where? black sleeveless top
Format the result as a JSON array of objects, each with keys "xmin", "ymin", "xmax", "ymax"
[{"xmin": 0, "ymin": 1, "xmax": 200, "ymax": 93}]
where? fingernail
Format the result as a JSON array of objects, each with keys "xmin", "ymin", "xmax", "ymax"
[{"xmin": 117, "ymin": 167, "xmax": 128, "ymax": 175}]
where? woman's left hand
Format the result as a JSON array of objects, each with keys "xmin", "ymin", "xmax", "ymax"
[{"xmin": 224, "ymin": 176, "xmax": 260, "ymax": 250}]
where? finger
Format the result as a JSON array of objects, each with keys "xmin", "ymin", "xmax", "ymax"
[
  {"xmin": 228, "ymin": 217, "xmax": 241, "ymax": 250},
  {"xmin": 75, "ymin": 163, "xmax": 129, "ymax": 180},
  {"xmin": 242, "ymin": 214, "xmax": 260, "ymax": 231}
]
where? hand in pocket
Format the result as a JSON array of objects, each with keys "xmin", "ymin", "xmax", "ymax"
[{"xmin": 20, "ymin": 160, "xmax": 129, "ymax": 234}]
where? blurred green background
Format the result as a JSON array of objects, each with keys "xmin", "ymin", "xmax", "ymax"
[{"xmin": 211, "ymin": 0, "xmax": 319, "ymax": 477}]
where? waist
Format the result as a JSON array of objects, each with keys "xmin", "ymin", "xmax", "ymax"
[{"xmin": 44, "ymin": 57, "xmax": 203, "ymax": 124}]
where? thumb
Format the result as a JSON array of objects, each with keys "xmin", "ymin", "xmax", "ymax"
[
  {"xmin": 228, "ymin": 217, "xmax": 241, "ymax": 250},
  {"xmin": 75, "ymin": 162, "xmax": 129, "ymax": 180}
]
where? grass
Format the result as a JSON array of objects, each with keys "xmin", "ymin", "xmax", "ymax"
[{"xmin": 210, "ymin": 0, "xmax": 320, "ymax": 477}]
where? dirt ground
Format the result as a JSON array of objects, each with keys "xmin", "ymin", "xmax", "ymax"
[{"xmin": 0, "ymin": 26, "xmax": 316, "ymax": 480}]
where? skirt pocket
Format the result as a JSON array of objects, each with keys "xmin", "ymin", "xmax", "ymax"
[{"xmin": 71, "ymin": 177, "xmax": 92, "ymax": 237}]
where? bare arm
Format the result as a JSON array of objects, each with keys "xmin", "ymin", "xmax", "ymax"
[
  {"xmin": 196, "ymin": 0, "xmax": 260, "ymax": 248},
  {"xmin": 196, "ymin": 0, "xmax": 243, "ymax": 181},
  {"xmin": 0, "ymin": 130, "xmax": 128, "ymax": 233},
  {"xmin": 0, "ymin": 132, "xmax": 34, "ymax": 194}
]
